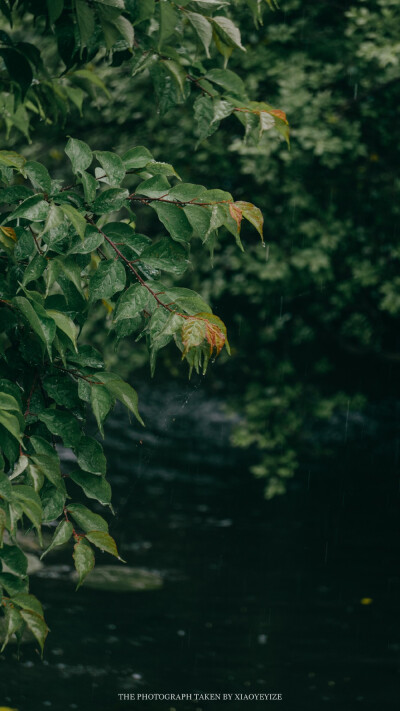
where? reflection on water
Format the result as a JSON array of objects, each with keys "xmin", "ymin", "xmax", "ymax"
[{"xmin": 0, "ymin": 382, "xmax": 399, "ymax": 710}]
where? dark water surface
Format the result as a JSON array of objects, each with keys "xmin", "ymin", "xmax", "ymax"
[{"xmin": 0, "ymin": 383, "xmax": 399, "ymax": 711}]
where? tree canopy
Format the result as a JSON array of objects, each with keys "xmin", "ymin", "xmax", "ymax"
[{"xmin": 0, "ymin": 0, "xmax": 287, "ymax": 653}]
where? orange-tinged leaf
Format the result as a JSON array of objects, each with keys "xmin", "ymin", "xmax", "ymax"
[
  {"xmin": 233, "ymin": 201, "xmax": 264, "ymax": 241},
  {"xmin": 204, "ymin": 320, "xmax": 226, "ymax": 356},
  {"xmin": 0, "ymin": 226, "xmax": 17, "ymax": 241},
  {"xmin": 229, "ymin": 202, "xmax": 243, "ymax": 233},
  {"xmin": 181, "ymin": 312, "xmax": 229, "ymax": 358},
  {"xmin": 182, "ymin": 317, "xmax": 207, "ymax": 356},
  {"xmin": 268, "ymin": 108, "xmax": 288, "ymax": 124}
]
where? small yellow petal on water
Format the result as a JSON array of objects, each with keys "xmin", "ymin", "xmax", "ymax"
[
  {"xmin": 0, "ymin": 706, "xmax": 19, "ymax": 710},
  {"xmin": 360, "ymin": 597, "xmax": 373, "ymax": 605}
]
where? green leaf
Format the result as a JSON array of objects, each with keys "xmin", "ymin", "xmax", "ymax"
[
  {"xmin": 12, "ymin": 592, "xmax": 44, "ymax": 617},
  {"xmin": 46, "ymin": 310, "xmax": 78, "ymax": 352},
  {"xmin": 205, "ymin": 68, "xmax": 247, "ymax": 98},
  {"xmin": 89, "ymin": 259, "xmax": 126, "ymax": 303},
  {"xmin": 211, "ymin": 98, "xmax": 234, "ymax": 124},
  {"xmin": 60, "ymin": 204, "xmax": 87, "ymax": 240},
  {"xmin": 41, "ymin": 484, "xmax": 66, "ymax": 523},
  {"xmin": 67, "ymin": 503, "xmax": 108, "ymax": 532},
  {"xmin": 0, "ymin": 391, "xmax": 22, "ymax": 414},
  {"xmin": 30, "ymin": 453, "xmax": 63, "ymax": 490},
  {"xmin": 162, "ymin": 60, "xmax": 187, "ymax": 95},
  {"xmin": 76, "ymin": 435, "xmax": 107, "ymax": 476},
  {"xmin": 47, "ymin": 0, "xmax": 64, "ymax": 23},
  {"xmin": 167, "ymin": 183, "xmax": 207, "ymax": 202},
  {"xmin": 233, "ymin": 201, "xmax": 264, "ymax": 240},
  {"xmin": 139, "ymin": 237, "xmax": 188, "ymax": 276},
  {"xmin": 130, "ymin": 0, "xmax": 155, "ymax": 24},
  {"xmin": 12, "ymin": 485, "xmax": 43, "ymax": 540},
  {"xmin": 143, "ymin": 160, "xmax": 181, "ymax": 180},
  {"xmin": 0, "ymin": 411, "xmax": 22, "ymax": 444},
  {"xmin": 69, "ymin": 225, "xmax": 104, "ymax": 254},
  {"xmin": 73, "ymin": 538, "xmax": 95, "ymax": 589},
  {"xmin": 22, "ymin": 254, "xmax": 47, "ymax": 286},
  {"xmin": 8, "ymin": 195, "xmax": 50, "ymax": 223},
  {"xmin": 193, "ymin": 95, "xmax": 217, "ymax": 143},
  {"xmin": 158, "ymin": 0, "xmax": 178, "ymax": 47},
  {"xmin": 79, "ymin": 170, "xmax": 98, "ymax": 203},
  {"xmin": 40, "ymin": 519, "xmax": 73, "ymax": 559},
  {"xmin": 65, "ymin": 137, "xmax": 93, "ymax": 173},
  {"xmin": 67, "ymin": 345, "xmax": 104, "ymax": 369},
  {"xmin": 0, "ymin": 185, "xmax": 33, "ymax": 203},
  {"xmin": 131, "ymin": 51, "xmax": 156, "ymax": 77},
  {"xmin": 13, "ymin": 296, "xmax": 56, "ymax": 358},
  {"xmin": 0, "ymin": 507, "xmax": 6, "ymax": 547},
  {"xmin": 20, "ymin": 609, "xmax": 49, "ymax": 654},
  {"xmin": 69, "ymin": 469, "xmax": 112, "ymax": 507},
  {"xmin": 38, "ymin": 409, "xmax": 82, "ymax": 448},
  {"xmin": 122, "ymin": 146, "xmax": 153, "ymax": 170},
  {"xmin": 0, "ymin": 605, "xmax": 23, "ymax": 652},
  {"xmin": 27, "ymin": 460, "xmax": 45, "ymax": 493},
  {"xmin": 186, "ymin": 11, "xmax": 212, "ymax": 57},
  {"xmin": 90, "ymin": 384, "xmax": 113, "ymax": 437},
  {"xmin": 57, "ymin": 256, "xmax": 84, "ymax": 295},
  {"xmin": 101, "ymin": 221, "xmax": 147, "ymax": 250},
  {"xmin": 148, "ymin": 310, "xmax": 184, "ymax": 374},
  {"xmin": 151, "ymin": 202, "xmax": 193, "ymax": 243},
  {"xmin": 211, "ymin": 29, "xmax": 232, "ymax": 64},
  {"xmin": 183, "ymin": 204, "xmax": 212, "ymax": 238},
  {"xmin": 24, "ymin": 161, "xmax": 52, "ymax": 193},
  {"xmin": 97, "ymin": 13, "xmax": 120, "ymax": 49},
  {"xmin": 71, "ymin": 69, "xmax": 110, "ymax": 97},
  {"xmin": 111, "ymin": 15, "xmax": 135, "ymax": 47},
  {"xmin": 92, "ymin": 188, "xmax": 129, "ymax": 214},
  {"xmin": 0, "ymin": 47, "xmax": 33, "ymax": 98},
  {"xmin": 0, "ymin": 150, "xmax": 26, "ymax": 172},
  {"xmin": 98, "ymin": 373, "xmax": 144, "ymax": 425},
  {"xmin": 113, "ymin": 283, "xmax": 151, "ymax": 322},
  {"xmin": 42, "ymin": 203, "xmax": 65, "ymax": 237},
  {"xmin": 136, "ymin": 174, "xmax": 171, "ymax": 198},
  {"xmin": 95, "ymin": 0, "xmax": 125, "ymax": 7},
  {"xmin": 30, "ymin": 435, "xmax": 57, "ymax": 459},
  {"xmin": 159, "ymin": 286, "xmax": 211, "ymax": 314},
  {"xmin": 95, "ymin": 151, "xmax": 126, "ymax": 186},
  {"xmin": 76, "ymin": 0, "xmax": 96, "ymax": 47},
  {"xmin": 0, "ymin": 472, "xmax": 12, "ymax": 502},
  {"xmin": 0, "ymin": 544, "xmax": 28, "ymax": 577},
  {"xmin": 212, "ymin": 16, "xmax": 246, "ymax": 51},
  {"xmin": 86, "ymin": 530, "xmax": 123, "ymax": 559},
  {"xmin": 0, "ymin": 572, "xmax": 29, "ymax": 596}
]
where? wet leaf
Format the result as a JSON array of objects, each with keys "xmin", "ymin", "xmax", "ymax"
[{"xmin": 73, "ymin": 538, "xmax": 95, "ymax": 589}]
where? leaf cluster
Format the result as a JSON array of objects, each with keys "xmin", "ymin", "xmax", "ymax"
[
  {"xmin": 0, "ymin": 137, "xmax": 263, "ymax": 651},
  {"xmin": 0, "ymin": 0, "xmax": 287, "ymax": 143}
]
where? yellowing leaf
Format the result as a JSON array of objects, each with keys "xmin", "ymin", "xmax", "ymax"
[
  {"xmin": 0, "ymin": 226, "xmax": 17, "ymax": 241},
  {"xmin": 204, "ymin": 320, "xmax": 226, "ymax": 356},
  {"xmin": 182, "ymin": 317, "xmax": 207, "ymax": 356},
  {"xmin": 181, "ymin": 313, "xmax": 228, "ymax": 358},
  {"xmin": 268, "ymin": 108, "xmax": 288, "ymax": 124},
  {"xmin": 102, "ymin": 299, "xmax": 114, "ymax": 314},
  {"xmin": 233, "ymin": 201, "xmax": 264, "ymax": 241},
  {"xmin": 228, "ymin": 202, "xmax": 243, "ymax": 233}
]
